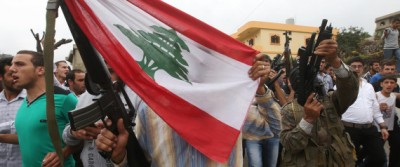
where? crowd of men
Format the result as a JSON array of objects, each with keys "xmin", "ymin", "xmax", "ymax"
[{"xmin": 0, "ymin": 18, "xmax": 399, "ymax": 167}]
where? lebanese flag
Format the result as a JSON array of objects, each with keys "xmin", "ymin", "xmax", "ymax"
[{"xmin": 63, "ymin": 0, "xmax": 259, "ymax": 162}]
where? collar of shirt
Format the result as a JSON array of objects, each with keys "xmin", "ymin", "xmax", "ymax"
[{"xmin": 0, "ymin": 89, "xmax": 27, "ymax": 103}]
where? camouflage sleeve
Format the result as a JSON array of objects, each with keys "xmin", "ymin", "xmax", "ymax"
[
  {"xmin": 280, "ymin": 103, "xmax": 311, "ymax": 154},
  {"xmin": 331, "ymin": 63, "xmax": 359, "ymax": 115},
  {"xmin": 242, "ymin": 89, "xmax": 282, "ymax": 140}
]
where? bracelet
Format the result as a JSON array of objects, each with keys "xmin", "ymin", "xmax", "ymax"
[
  {"xmin": 255, "ymin": 85, "xmax": 269, "ymax": 97},
  {"xmin": 380, "ymin": 125, "xmax": 388, "ymax": 130}
]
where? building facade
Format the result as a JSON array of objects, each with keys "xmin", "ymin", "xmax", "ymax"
[{"xmin": 231, "ymin": 21, "xmax": 338, "ymax": 57}]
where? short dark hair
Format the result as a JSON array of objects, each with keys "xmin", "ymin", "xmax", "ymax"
[
  {"xmin": 347, "ymin": 56, "xmax": 364, "ymax": 66},
  {"xmin": 379, "ymin": 74, "xmax": 397, "ymax": 83},
  {"xmin": 368, "ymin": 59, "xmax": 380, "ymax": 66},
  {"xmin": 392, "ymin": 18, "xmax": 400, "ymax": 23},
  {"xmin": 381, "ymin": 59, "xmax": 396, "ymax": 67},
  {"xmin": 0, "ymin": 56, "xmax": 13, "ymax": 76},
  {"xmin": 16, "ymin": 50, "xmax": 44, "ymax": 67},
  {"xmin": 65, "ymin": 69, "xmax": 85, "ymax": 87},
  {"xmin": 324, "ymin": 63, "xmax": 332, "ymax": 70},
  {"xmin": 55, "ymin": 60, "xmax": 67, "ymax": 67}
]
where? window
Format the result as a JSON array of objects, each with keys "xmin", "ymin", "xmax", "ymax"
[
  {"xmin": 271, "ymin": 35, "xmax": 280, "ymax": 45},
  {"xmin": 248, "ymin": 39, "xmax": 254, "ymax": 46}
]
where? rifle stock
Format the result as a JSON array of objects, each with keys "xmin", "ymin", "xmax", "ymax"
[
  {"xmin": 296, "ymin": 19, "xmax": 333, "ymax": 106},
  {"xmin": 60, "ymin": 2, "xmax": 150, "ymax": 166}
]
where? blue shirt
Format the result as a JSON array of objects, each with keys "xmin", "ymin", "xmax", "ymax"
[{"xmin": 369, "ymin": 73, "xmax": 382, "ymax": 85}]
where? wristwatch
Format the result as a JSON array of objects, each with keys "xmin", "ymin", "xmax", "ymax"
[{"xmin": 380, "ymin": 125, "xmax": 388, "ymax": 130}]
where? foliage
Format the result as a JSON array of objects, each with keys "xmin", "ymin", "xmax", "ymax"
[{"xmin": 336, "ymin": 27, "xmax": 371, "ymax": 58}]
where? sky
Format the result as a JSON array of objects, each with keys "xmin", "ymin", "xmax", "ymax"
[{"xmin": 0, "ymin": 0, "xmax": 399, "ymax": 61}]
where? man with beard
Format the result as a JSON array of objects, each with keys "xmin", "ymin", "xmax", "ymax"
[
  {"xmin": 65, "ymin": 69, "xmax": 86, "ymax": 97},
  {"xmin": 363, "ymin": 59, "xmax": 380, "ymax": 82},
  {"xmin": 0, "ymin": 56, "xmax": 26, "ymax": 167}
]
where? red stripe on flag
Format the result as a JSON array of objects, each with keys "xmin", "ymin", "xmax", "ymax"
[
  {"xmin": 128, "ymin": 0, "xmax": 258, "ymax": 66},
  {"xmin": 64, "ymin": 0, "xmax": 241, "ymax": 162}
]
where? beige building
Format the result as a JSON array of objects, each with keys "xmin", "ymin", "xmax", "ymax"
[
  {"xmin": 375, "ymin": 11, "xmax": 400, "ymax": 39},
  {"xmin": 231, "ymin": 21, "xmax": 338, "ymax": 57}
]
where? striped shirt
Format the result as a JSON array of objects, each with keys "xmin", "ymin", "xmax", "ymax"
[
  {"xmin": 242, "ymin": 89, "xmax": 282, "ymax": 140},
  {"xmin": 0, "ymin": 90, "xmax": 26, "ymax": 167}
]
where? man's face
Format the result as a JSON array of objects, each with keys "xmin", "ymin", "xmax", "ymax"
[
  {"xmin": 55, "ymin": 62, "xmax": 69, "ymax": 81},
  {"xmin": 350, "ymin": 62, "xmax": 364, "ymax": 77},
  {"xmin": 392, "ymin": 21, "xmax": 400, "ymax": 29},
  {"xmin": 326, "ymin": 67, "xmax": 334, "ymax": 76},
  {"xmin": 279, "ymin": 68, "xmax": 286, "ymax": 81},
  {"xmin": 380, "ymin": 79, "xmax": 397, "ymax": 94},
  {"xmin": 9, "ymin": 54, "xmax": 43, "ymax": 89},
  {"xmin": 0, "ymin": 65, "xmax": 22, "ymax": 92},
  {"xmin": 372, "ymin": 63, "xmax": 380, "ymax": 73},
  {"xmin": 69, "ymin": 72, "xmax": 86, "ymax": 96},
  {"xmin": 382, "ymin": 65, "xmax": 396, "ymax": 75},
  {"xmin": 319, "ymin": 59, "xmax": 326, "ymax": 72}
]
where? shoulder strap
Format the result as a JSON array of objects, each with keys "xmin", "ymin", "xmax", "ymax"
[{"xmin": 44, "ymin": 0, "xmax": 64, "ymax": 166}]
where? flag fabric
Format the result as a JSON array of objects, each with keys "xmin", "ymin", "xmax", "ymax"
[{"xmin": 64, "ymin": 0, "xmax": 259, "ymax": 162}]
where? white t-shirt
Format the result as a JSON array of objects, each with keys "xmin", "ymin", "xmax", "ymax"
[{"xmin": 375, "ymin": 92, "xmax": 397, "ymax": 131}]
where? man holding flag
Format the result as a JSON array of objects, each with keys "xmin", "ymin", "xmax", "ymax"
[
  {"xmin": 61, "ymin": 0, "xmax": 277, "ymax": 164},
  {"xmin": 96, "ymin": 52, "xmax": 281, "ymax": 166},
  {"xmin": 96, "ymin": 38, "xmax": 342, "ymax": 166},
  {"xmin": 59, "ymin": 0, "xmax": 343, "ymax": 165},
  {"xmin": 96, "ymin": 39, "xmax": 340, "ymax": 167}
]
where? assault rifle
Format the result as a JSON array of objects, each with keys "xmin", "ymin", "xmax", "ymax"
[
  {"xmin": 296, "ymin": 19, "xmax": 333, "ymax": 106},
  {"xmin": 60, "ymin": 2, "xmax": 150, "ymax": 167},
  {"xmin": 283, "ymin": 31, "xmax": 293, "ymax": 74},
  {"xmin": 271, "ymin": 54, "xmax": 284, "ymax": 72},
  {"xmin": 266, "ymin": 54, "xmax": 284, "ymax": 88}
]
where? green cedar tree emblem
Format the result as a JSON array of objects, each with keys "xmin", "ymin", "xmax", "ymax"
[{"xmin": 114, "ymin": 24, "xmax": 191, "ymax": 84}]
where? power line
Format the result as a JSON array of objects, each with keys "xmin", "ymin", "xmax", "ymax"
[{"xmin": 235, "ymin": 0, "xmax": 266, "ymax": 29}]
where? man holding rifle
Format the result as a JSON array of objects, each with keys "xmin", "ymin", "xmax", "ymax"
[{"xmin": 280, "ymin": 38, "xmax": 358, "ymax": 166}]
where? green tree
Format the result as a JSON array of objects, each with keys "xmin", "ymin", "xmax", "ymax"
[
  {"xmin": 115, "ymin": 24, "xmax": 191, "ymax": 84},
  {"xmin": 336, "ymin": 27, "xmax": 371, "ymax": 58}
]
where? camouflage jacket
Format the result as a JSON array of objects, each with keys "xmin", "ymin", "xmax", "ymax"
[{"xmin": 280, "ymin": 67, "xmax": 359, "ymax": 167}]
